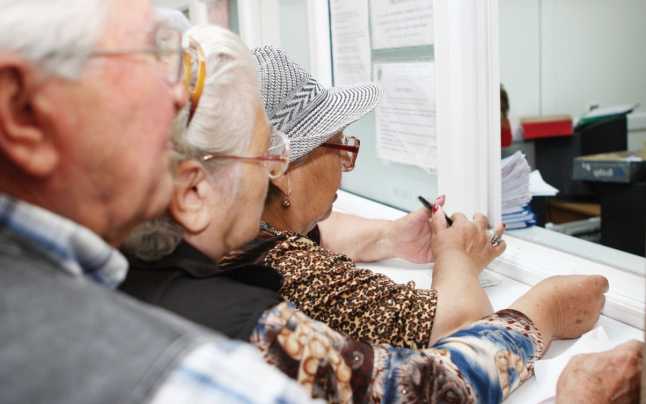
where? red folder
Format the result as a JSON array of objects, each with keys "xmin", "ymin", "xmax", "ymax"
[{"xmin": 521, "ymin": 115, "xmax": 573, "ymax": 140}]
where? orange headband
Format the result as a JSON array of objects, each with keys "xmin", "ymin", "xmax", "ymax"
[{"xmin": 183, "ymin": 38, "xmax": 206, "ymax": 125}]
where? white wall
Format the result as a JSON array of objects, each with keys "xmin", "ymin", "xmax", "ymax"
[
  {"xmin": 500, "ymin": 0, "xmax": 646, "ymax": 149},
  {"xmin": 499, "ymin": 0, "xmax": 540, "ymax": 119},
  {"xmin": 541, "ymin": 0, "xmax": 646, "ymax": 116}
]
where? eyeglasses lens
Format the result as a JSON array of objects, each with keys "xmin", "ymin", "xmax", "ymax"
[{"xmin": 155, "ymin": 28, "xmax": 182, "ymax": 84}]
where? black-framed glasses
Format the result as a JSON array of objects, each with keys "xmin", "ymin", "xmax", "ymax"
[
  {"xmin": 322, "ymin": 134, "xmax": 360, "ymax": 172},
  {"xmin": 201, "ymin": 129, "xmax": 290, "ymax": 179}
]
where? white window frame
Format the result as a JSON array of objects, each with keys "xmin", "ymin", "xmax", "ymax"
[
  {"xmin": 237, "ymin": 0, "xmax": 332, "ymax": 87},
  {"xmin": 237, "ymin": 0, "xmax": 280, "ymax": 50},
  {"xmin": 434, "ymin": 0, "xmax": 502, "ymax": 222},
  {"xmin": 237, "ymin": 0, "xmax": 645, "ymax": 329}
]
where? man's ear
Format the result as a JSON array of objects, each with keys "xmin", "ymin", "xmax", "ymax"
[
  {"xmin": 0, "ymin": 58, "xmax": 58, "ymax": 176},
  {"xmin": 169, "ymin": 160, "xmax": 213, "ymax": 234}
]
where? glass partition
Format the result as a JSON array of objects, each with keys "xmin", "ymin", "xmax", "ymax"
[
  {"xmin": 329, "ymin": 0, "xmax": 438, "ymax": 213},
  {"xmin": 500, "ymin": 0, "xmax": 646, "ymax": 262}
]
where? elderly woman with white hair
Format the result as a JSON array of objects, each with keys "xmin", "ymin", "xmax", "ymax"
[{"xmin": 121, "ymin": 24, "xmax": 611, "ymax": 403}]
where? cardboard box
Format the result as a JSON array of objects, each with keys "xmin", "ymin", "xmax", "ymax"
[{"xmin": 573, "ymin": 150, "xmax": 646, "ymax": 184}]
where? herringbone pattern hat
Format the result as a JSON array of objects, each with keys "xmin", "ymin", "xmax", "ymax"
[{"xmin": 253, "ymin": 46, "xmax": 382, "ymax": 162}]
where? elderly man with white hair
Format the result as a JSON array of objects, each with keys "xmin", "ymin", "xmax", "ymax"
[{"xmin": 0, "ymin": 1, "xmax": 314, "ymax": 403}]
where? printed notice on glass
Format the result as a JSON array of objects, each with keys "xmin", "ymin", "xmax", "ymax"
[
  {"xmin": 370, "ymin": 0, "xmax": 433, "ymax": 50},
  {"xmin": 331, "ymin": 0, "xmax": 372, "ymax": 85},
  {"xmin": 375, "ymin": 62, "xmax": 436, "ymax": 169}
]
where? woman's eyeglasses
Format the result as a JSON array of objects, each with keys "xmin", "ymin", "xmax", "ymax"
[
  {"xmin": 201, "ymin": 129, "xmax": 290, "ymax": 179},
  {"xmin": 321, "ymin": 135, "xmax": 360, "ymax": 172}
]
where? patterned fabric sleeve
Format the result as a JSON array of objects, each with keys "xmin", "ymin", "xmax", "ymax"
[
  {"xmin": 264, "ymin": 234, "xmax": 438, "ymax": 349},
  {"xmin": 251, "ymin": 303, "xmax": 545, "ymax": 403}
]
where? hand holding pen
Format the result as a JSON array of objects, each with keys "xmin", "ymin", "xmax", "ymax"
[
  {"xmin": 418, "ymin": 195, "xmax": 504, "ymax": 247},
  {"xmin": 418, "ymin": 195, "xmax": 453, "ymax": 226}
]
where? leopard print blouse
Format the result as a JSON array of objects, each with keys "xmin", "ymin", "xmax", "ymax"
[{"xmin": 221, "ymin": 224, "xmax": 439, "ymax": 349}]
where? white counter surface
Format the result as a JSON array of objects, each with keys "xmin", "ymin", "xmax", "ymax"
[
  {"xmin": 360, "ymin": 259, "xmax": 642, "ymax": 403},
  {"xmin": 335, "ymin": 190, "xmax": 643, "ymax": 403}
]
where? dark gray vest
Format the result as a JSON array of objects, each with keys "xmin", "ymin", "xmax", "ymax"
[{"xmin": 0, "ymin": 232, "xmax": 211, "ymax": 404}]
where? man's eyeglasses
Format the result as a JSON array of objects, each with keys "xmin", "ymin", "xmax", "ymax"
[
  {"xmin": 201, "ymin": 129, "xmax": 290, "ymax": 179},
  {"xmin": 90, "ymin": 26, "xmax": 183, "ymax": 85},
  {"xmin": 88, "ymin": 26, "xmax": 206, "ymax": 122},
  {"xmin": 321, "ymin": 134, "xmax": 360, "ymax": 172}
]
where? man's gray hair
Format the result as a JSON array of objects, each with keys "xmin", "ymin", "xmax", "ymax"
[
  {"xmin": 0, "ymin": 0, "xmax": 107, "ymax": 78},
  {"xmin": 123, "ymin": 25, "xmax": 260, "ymax": 261}
]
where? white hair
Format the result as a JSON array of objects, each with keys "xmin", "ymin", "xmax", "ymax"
[
  {"xmin": 0, "ymin": 0, "xmax": 107, "ymax": 78},
  {"xmin": 183, "ymin": 24, "xmax": 257, "ymax": 156},
  {"xmin": 123, "ymin": 25, "xmax": 260, "ymax": 261}
]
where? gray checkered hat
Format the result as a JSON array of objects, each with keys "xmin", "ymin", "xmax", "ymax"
[{"xmin": 253, "ymin": 46, "xmax": 382, "ymax": 162}]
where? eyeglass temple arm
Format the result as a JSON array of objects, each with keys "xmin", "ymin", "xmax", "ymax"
[{"xmin": 321, "ymin": 143, "xmax": 360, "ymax": 153}]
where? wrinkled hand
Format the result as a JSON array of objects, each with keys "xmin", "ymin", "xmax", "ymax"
[
  {"xmin": 510, "ymin": 275, "xmax": 607, "ymax": 346},
  {"xmin": 386, "ymin": 196, "xmax": 445, "ymax": 264},
  {"xmin": 540, "ymin": 275, "xmax": 608, "ymax": 339},
  {"xmin": 556, "ymin": 340, "xmax": 643, "ymax": 404},
  {"xmin": 430, "ymin": 209, "xmax": 506, "ymax": 271}
]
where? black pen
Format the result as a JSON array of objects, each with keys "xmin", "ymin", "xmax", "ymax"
[
  {"xmin": 418, "ymin": 196, "xmax": 453, "ymax": 226},
  {"xmin": 418, "ymin": 196, "xmax": 503, "ymax": 245}
]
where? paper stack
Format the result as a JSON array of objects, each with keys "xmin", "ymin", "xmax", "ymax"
[
  {"xmin": 501, "ymin": 152, "xmax": 533, "ymax": 229},
  {"xmin": 501, "ymin": 152, "xmax": 559, "ymax": 229}
]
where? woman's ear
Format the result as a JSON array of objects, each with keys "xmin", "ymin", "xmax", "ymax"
[
  {"xmin": 270, "ymin": 173, "xmax": 290, "ymax": 197},
  {"xmin": 169, "ymin": 160, "xmax": 213, "ymax": 235}
]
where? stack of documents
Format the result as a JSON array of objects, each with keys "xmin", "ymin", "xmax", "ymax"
[
  {"xmin": 501, "ymin": 152, "xmax": 535, "ymax": 229},
  {"xmin": 501, "ymin": 152, "xmax": 559, "ymax": 229},
  {"xmin": 502, "ymin": 207, "xmax": 536, "ymax": 230}
]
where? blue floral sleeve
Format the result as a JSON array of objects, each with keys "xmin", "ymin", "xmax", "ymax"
[{"xmin": 251, "ymin": 303, "xmax": 545, "ymax": 403}]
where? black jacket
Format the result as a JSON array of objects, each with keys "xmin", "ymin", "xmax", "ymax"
[{"xmin": 120, "ymin": 240, "xmax": 283, "ymax": 341}]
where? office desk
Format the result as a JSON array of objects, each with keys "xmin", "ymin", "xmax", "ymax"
[{"xmin": 547, "ymin": 199, "xmax": 600, "ymax": 223}]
